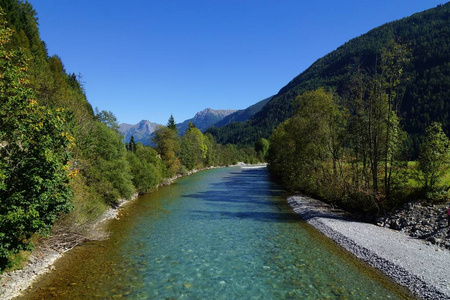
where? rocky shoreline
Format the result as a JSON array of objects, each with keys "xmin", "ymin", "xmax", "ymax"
[
  {"xmin": 376, "ymin": 201, "xmax": 450, "ymax": 250},
  {"xmin": 288, "ymin": 195, "xmax": 450, "ymax": 299}
]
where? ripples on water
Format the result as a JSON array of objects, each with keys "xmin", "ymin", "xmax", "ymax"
[{"xmin": 20, "ymin": 167, "xmax": 411, "ymax": 299}]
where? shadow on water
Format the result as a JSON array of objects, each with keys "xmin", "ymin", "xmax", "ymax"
[
  {"xmin": 189, "ymin": 209, "xmax": 303, "ymax": 223},
  {"xmin": 182, "ymin": 168, "xmax": 302, "ymax": 223},
  {"xmin": 182, "ymin": 168, "xmax": 353, "ymax": 224}
]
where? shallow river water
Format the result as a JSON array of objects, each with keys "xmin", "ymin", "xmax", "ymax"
[{"xmin": 19, "ymin": 167, "xmax": 411, "ymax": 299}]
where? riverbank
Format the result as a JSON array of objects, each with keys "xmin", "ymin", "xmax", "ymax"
[
  {"xmin": 0, "ymin": 165, "xmax": 229, "ymax": 299},
  {"xmin": 0, "ymin": 189, "xmax": 140, "ymax": 300},
  {"xmin": 288, "ymin": 195, "xmax": 450, "ymax": 300}
]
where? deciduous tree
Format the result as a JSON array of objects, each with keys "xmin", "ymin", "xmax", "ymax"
[
  {"xmin": 0, "ymin": 16, "xmax": 74, "ymax": 269},
  {"xmin": 418, "ymin": 122, "xmax": 450, "ymax": 196}
]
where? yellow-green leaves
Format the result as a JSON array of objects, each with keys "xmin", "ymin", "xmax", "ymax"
[{"xmin": 0, "ymin": 12, "xmax": 74, "ymax": 270}]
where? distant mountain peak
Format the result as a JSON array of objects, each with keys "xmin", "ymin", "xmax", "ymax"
[
  {"xmin": 177, "ymin": 108, "xmax": 237, "ymax": 133},
  {"xmin": 118, "ymin": 108, "xmax": 238, "ymax": 145},
  {"xmin": 194, "ymin": 108, "xmax": 236, "ymax": 118},
  {"xmin": 119, "ymin": 120, "xmax": 161, "ymax": 145},
  {"xmin": 212, "ymin": 96, "xmax": 273, "ymax": 128}
]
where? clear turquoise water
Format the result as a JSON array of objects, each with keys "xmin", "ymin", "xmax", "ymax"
[{"xmin": 21, "ymin": 167, "xmax": 410, "ymax": 299}]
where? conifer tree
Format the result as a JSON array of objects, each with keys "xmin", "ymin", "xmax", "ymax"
[
  {"xmin": 167, "ymin": 114, "xmax": 177, "ymax": 132},
  {"xmin": 128, "ymin": 135, "xmax": 136, "ymax": 153}
]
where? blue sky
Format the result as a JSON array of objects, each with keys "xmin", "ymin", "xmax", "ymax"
[{"xmin": 29, "ymin": 0, "xmax": 444, "ymax": 125}]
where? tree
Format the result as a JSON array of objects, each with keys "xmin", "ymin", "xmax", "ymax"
[
  {"xmin": 167, "ymin": 114, "xmax": 177, "ymax": 132},
  {"xmin": 344, "ymin": 43, "xmax": 408, "ymax": 203},
  {"xmin": 180, "ymin": 126, "xmax": 207, "ymax": 170},
  {"xmin": 187, "ymin": 121, "xmax": 196, "ymax": 131},
  {"xmin": 0, "ymin": 15, "xmax": 74, "ymax": 269},
  {"xmin": 381, "ymin": 42, "xmax": 410, "ymax": 197},
  {"xmin": 153, "ymin": 117, "xmax": 181, "ymax": 176},
  {"xmin": 268, "ymin": 88, "xmax": 346, "ymax": 198},
  {"xmin": 204, "ymin": 133, "xmax": 218, "ymax": 166},
  {"xmin": 126, "ymin": 144, "xmax": 163, "ymax": 193},
  {"xmin": 85, "ymin": 122, "xmax": 134, "ymax": 205},
  {"xmin": 128, "ymin": 135, "xmax": 136, "ymax": 153},
  {"xmin": 418, "ymin": 122, "xmax": 450, "ymax": 196},
  {"xmin": 254, "ymin": 138, "xmax": 269, "ymax": 161},
  {"xmin": 95, "ymin": 108, "xmax": 119, "ymax": 131}
]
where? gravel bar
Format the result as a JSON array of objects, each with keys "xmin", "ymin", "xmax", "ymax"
[{"xmin": 288, "ymin": 195, "xmax": 450, "ymax": 300}]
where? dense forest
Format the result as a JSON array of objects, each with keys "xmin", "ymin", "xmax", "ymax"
[
  {"xmin": 0, "ymin": 0, "xmax": 262, "ymax": 271},
  {"xmin": 209, "ymin": 3, "xmax": 450, "ymax": 156}
]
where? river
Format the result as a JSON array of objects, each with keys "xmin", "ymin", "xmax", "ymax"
[{"xmin": 19, "ymin": 167, "xmax": 410, "ymax": 299}]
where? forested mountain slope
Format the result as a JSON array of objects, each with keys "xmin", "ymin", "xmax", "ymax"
[
  {"xmin": 211, "ymin": 3, "xmax": 450, "ymax": 150},
  {"xmin": 213, "ymin": 96, "xmax": 273, "ymax": 127}
]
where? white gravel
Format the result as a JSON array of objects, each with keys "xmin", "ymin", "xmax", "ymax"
[
  {"xmin": 0, "ymin": 247, "xmax": 62, "ymax": 300},
  {"xmin": 288, "ymin": 195, "xmax": 450, "ymax": 300}
]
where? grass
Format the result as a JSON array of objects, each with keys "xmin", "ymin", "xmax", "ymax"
[
  {"xmin": 63, "ymin": 175, "xmax": 109, "ymax": 232},
  {"xmin": 406, "ymin": 161, "xmax": 450, "ymax": 188}
]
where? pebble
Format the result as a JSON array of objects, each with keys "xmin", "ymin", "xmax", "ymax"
[
  {"xmin": 376, "ymin": 201, "xmax": 450, "ymax": 250},
  {"xmin": 182, "ymin": 283, "xmax": 192, "ymax": 289}
]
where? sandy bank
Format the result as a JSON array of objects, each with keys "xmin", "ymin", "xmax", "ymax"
[{"xmin": 288, "ymin": 195, "xmax": 450, "ymax": 300}]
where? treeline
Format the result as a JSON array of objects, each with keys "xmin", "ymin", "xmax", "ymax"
[
  {"xmin": 83, "ymin": 112, "xmax": 262, "ymax": 204},
  {"xmin": 0, "ymin": 0, "xmax": 261, "ymax": 272},
  {"xmin": 152, "ymin": 117, "xmax": 262, "ymax": 179},
  {"xmin": 268, "ymin": 42, "xmax": 450, "ymax": 218}
]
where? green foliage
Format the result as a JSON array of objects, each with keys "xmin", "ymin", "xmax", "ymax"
[
  {"xmin": 0, "ymin": 16, "xmax": 74, "ymax": 270},
  {"xmin": 180, "ymin": 126, "xmax": 207, "ymax": 170},
  {"xmin": 127, "ymin": 135, "xmax": 136, "ymax": 152},
  {"xmin": 167, "ymin": 114, "xmax": 177, "ymax": 132},
  {"xmin": 84, "ymin": 122, "xmax": 134, "ymax": 205},
  {"xmin": 418, "ymin": 122, "xmax": 450, "ymax": 198},
  {"xmin": 126, "ymin": 144, "xmax": 163, "ymax": 193},
  {"xmin": 268, "ymin": 89, "xmax": 346, "ymax": 200},
  {"xmin": 203, "ymin": 133, "xmax": 219, "ymax": 166},
  {"xmin": 267, "ymin": 39, "xmax": 416, "ymax": 216},
  {"xmin": 153, "ymin": 124, "xmax": 181, "ymax": 177},
  {"xmin": 154, "ymin": 115, "xmax": 261, "ymax": 173},
  {"xmin": 95, "ymin": 108, "xmax": 119, "ymax": 131},
  {"xmin": 254, "ymin": 138, "xmax": 269, "ymax": 161},
  {"xmin": 268, "ymin": 42, "xmax": 413, "ymax": 216}
]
